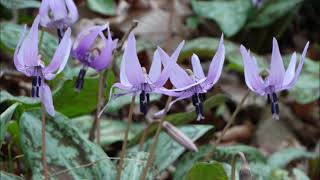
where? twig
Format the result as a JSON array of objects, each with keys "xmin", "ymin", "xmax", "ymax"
[
  {"xmin": 117, "ymin": 96, "xmax": 136, "ymax": 180},
  {"xmin": 115, "ymin": 20, "xmax": 139, "ymax": 52},
  {"xmin": 140, "ymin": 96, "xmax": 172, "ymax": 180},
  {"xmin": 88, "ymin": 71, "xmax": 105, "ymax": 142},
  {"xmin": 203, "ymin": 90, "xmax": 250, "ymax": 161},
  {"xmin": 41, "ymin": 105, "xmax": 49, "ymax": 180}
]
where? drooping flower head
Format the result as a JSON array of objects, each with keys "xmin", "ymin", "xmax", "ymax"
[
  {"xmin": 155, "ymin": 35, "xmax": 225, "ymax": 120},
  {"xmin": 111, "ymin": 33, "xmax": 185, "ymax": 115},
  {"xmin": 72, "ymin": 24, "xmax": 118, "ymax": 91},
  {"xmin": 240, "ymin": 38, "xmax": 309, "ymax": 120},
  {"xmin": 14, "ymin": 15, "xmax": 72, "ymax": 116},
  {"xmin": 39, "ymin": 0, "xmax": 78, "ymax": 40}
]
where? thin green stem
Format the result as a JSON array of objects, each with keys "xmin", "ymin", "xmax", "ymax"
[
  {"xmin": 117, "ymin": 96, "xmax": 136, "ymax": 180},
  {"xmin": 140, "ymin": 96, "xmax": 172, "ymax": 180},
  {"xmin": 204, "ymin": 90, "xmax": 250, "ymax": 161}
]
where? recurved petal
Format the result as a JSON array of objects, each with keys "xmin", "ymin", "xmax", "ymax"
[
  {"xmin": 40, "ymin": 83, "xmax": 55, "ymax": 116},
  {"xmin": 48, "ymin": 0, "xmax": 68, "ymax": 20},
  {"xmin": 72, "ymin": 25, "xmax": 106, "ymax": 60},
  {"xmin": 204, "ymin": 34, "xmax": 225, "ymax": 88},
  {"xmin": 282, "ymin": 52, "xmax": 296, "ymax": 87},
  {"xmin": 148, "ymin": 50, "xmax": 162, "ymax": 83},
  {"xmin": 282, "ymin": 41, "xmax": 309, "ymax": 90},
  {"xmin": 65, "ymin": 0, "xmax": 78, "ymax": 24},
  {"xmin": 169, "ymin": 62, "xmax": 194, "ymax": 88},
  {"xmin": 14, "ymin": 26, "xmax": 27, "ymax": 73},
  {"xmin": 123, "ymin": 33, "xmax": 145, "ymax": 84},
  {"xmin": 21, "ymin": 15, "xmax": 40, "ymax": 67},
  {"xmin": 39, "ymin": 0, "xmax": 51, "ymax": 27},
  {"xmin": 268, "ymin": 38, "xmax": 285, "ymax": 87},
  {"xmin": 191, "ymin": 54, "xmax": 205, "ymax": 79},
  {"xmin": 153, "ymin": 92, "xmax": 193, "ymax": 119},
  {"xmin": 89, "ymin": 33, "xmax": 112, "ymax": 71},
  {"xmin": 44, "ymin": 28, "xmax": 72, "ymax": 80},
  {"xmin": 240, "ymin": 45, "xmax": 265, "ymax": 94},
  {"xmin": 170, "ymin": 40, "xmax": 185, "ymax": 62}
]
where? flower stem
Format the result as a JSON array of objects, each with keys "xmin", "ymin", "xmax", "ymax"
[
  {"xmin": 41, "ymin": 104, "xmax": 49, "ymax": 180},
  {"xmin": 116, "ymin": 96, "xmax": 136, "ymax": 180},
  {"xmin": 88, "ymin": 71, "xmax": 105, "ymax": 143},
  {"xmin": 140, "ymin": 96, "xmax": 172, "ymax": 180},
  {"xmin": 204, "ymin": 90, "xmax": 250, "ymax": 161},
  {"xmin": 138, "ymin": 120, "xmax": 149, "ymax": 151},
  {"xmin": 231, "ymin": 152, "xmax": 251, "ymax": 180}
]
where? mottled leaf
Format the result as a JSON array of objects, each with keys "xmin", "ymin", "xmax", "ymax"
[
  {"xmin": 0, "ymin": 0, "xmax": 40, "ymax": 9},
  {"xmin": 70, "ymin": 115, "xmax": 144, "ymax": 146},
  {"xmin": 19, "ymin": 110, "xmax": 116, "ymax": 180},
  {"xmin": 0, "ymin": 103, "xmax": 19, "ymax": 148}
]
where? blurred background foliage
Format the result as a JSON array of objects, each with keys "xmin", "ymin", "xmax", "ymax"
[{"xmin": 0, "ymin": 0, "xmax": 319, "ymax": 180}]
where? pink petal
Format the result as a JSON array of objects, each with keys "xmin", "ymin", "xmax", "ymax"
[
  {"xmin": 148, "ymin": 50, "xmax": 161, "ymax": 83},
  {"xmin": 44, "ymin": 28, "xmax": 72, "ymax": 80},
  {"xmin": 21, "ymin": 15, "xmax": 40, "ymax": 67},
  {"xmin": 268, "ymin": 38, "xmax": 285, "ymax": 87},
  {"xmin": 240, "ymin": 45, "xmax": 265, "ymax": 94},
  {"xmin": 123, "ymin": 33, "xmax": 145, "ymax": 85},
  {"xmin": 191, "ymin": 54, "xmax": 205, "ymax": 79},
  {"xmin": 65, "ymin": 0, "xmax": 78, "ymax": 24},
  {"xmin": 204, "ymin": 35, "xmax": 225, "ymax": 88},
  {"xmin": 14, "ymin": 26, "xmax": 27, "ymax": 73},
  {"xmin": 39, "ymin": 0, "xmax": 51, "ymax": 27},
  {"xmin": 40, "ymin": 83, "xmax": 55, "ymax": 116},
  {"xmin": 282, "ymin": 52, "xmax": 296, "ymax": 87}
]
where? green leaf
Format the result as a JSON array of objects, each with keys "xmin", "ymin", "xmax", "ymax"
[
  {"xmin": 174, "ymin": 144, "xmax": 266, "ymax": 180},
  {"xmin": 0, "ymin": 0, "xmax": 40, "ymax": 9},
  {"xmin": 292, "ymin": 168, "xmax": 310, "ymax": 180},
  {"xmin": 180, "ymin": 37, "xmax": 267, "ymax": 71},
  {"xmin": 19, "ymin": 110, "xmax": 116, "ymax": 179},
  {"xmin": 0, "ymin": 90, "xmax": 39, "ymax": 105},
  {"xmin": 0, "ymin": 171, "xmax": 23, "ymax": 180},
  {"xmin": 87, "ymin": 0, "xmax": 116, "ymax": 15},
  {"xmin": 121, "ymin": 152, "xmax": 152, "ymax": 180},
  {"xmin": 186, "ymin": 161, "xmax": 228, "ymax": 180},
  {"xmin": 53, "ymin": 70, "xmax": 115, "ymax": 117},
  {"xmin": 70, "ymin": 115, "xmax": 144, "ymax": 146},
  {"xmin": 130, "ymin": 125, "xmax": 213, "ymax": 174},
  {"xmin": 0, "ymin": 22, "xmax": 58, "ymax": 62},
  {"xmin": 268, "ymin": 148, "xmax": 316, "ymax": 168},
  {"xmin": 107, "ymin": 93, "xmax": 161, "ymax": 113},
  {"xmin": 0, "ymin": 103, "xmax": 19, "ymax": 148},
  {"xmin": 247, "ymin": 0, "xmax": 303, "ymax": 28},
  {"xmin": 191, "ymin": 0, "xmax": 252, "ymax": 37}
]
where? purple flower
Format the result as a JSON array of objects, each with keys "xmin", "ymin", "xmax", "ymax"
[
  {"xmin": 240, "ymin": 38, "xmax": 309, "ymax": 119},
  {"xmin": 39, "ymin": 0, "xmax": 78, "ymax": 39},
  {"xmin": 14, "ymin": 15, "xmax": 72, "ymax": 116},
  {"xmin": 72, "ymin": 24, "xmax": 118, "ymax": 91},
  {"xmin": 112, "ymin": 33, "xmax": 185, "ymax": 115},
  {"xmin": 156, "ymin": 35, "xmax": 225, "ymax": 120}
]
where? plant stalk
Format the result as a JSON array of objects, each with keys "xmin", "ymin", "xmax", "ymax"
[
  {"xmin": 138, "ymin": 121, "xmax": 149, "ymax": 151},
  {"xmin": 204, "ymin": 90, "xmax": 250, "ymax": 161},
  {"xmin": 41, "ymin": 105, "xmax": 49, "ymax": 180},
  {"xmin": 89, "ymin": 71, "xmax": 105, "ymax": 143},
  {"xmin": 231, "ymin": 152, "xmax": 251, "ymax": 180},
  {"xmin": 140, "ymin": 96, "xmax": 172, "ymax": 180},
  {"xmin": 116, "ymin": 96, "xmax": 136, "ymax": 180}
]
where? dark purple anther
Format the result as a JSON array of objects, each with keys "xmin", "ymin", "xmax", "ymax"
[
  {"xmin": 270, "ymin": 92, "xmax": 279, "ymax": 120},
  {"xmin": 139, "ymin": 90, "xmax": 149, "ymax": 115},
  {"xmin": 192, "ymin": 93, "xmax": 205, "ymax": 120},
  {"xmin": 75, "ymin": 68, "xmax": 87, "ymax": 91},
  {"xmin": 57, "ymin": 28, "xmax": 65, "ymax": 43}
]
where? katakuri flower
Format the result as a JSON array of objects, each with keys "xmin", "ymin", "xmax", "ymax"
[
  {"xmin": 156, "ymin": 35, "xmax": 225, "ymax": 120},
  {"xmin": 39, "ymin": 0, "xmax": 78, "ymax": 40},
  {"xmin": 111, "ymin": 33, "xmax": 185, "ymax": 115},
  {"xmin": 240, "ymin": 38, "xmax": 309, "ymax": 120},
  {"xmin": 14, "ymin": 15, "xmax": 72, "ymax": 116},
  {"xmin": 72, "ymin": 24, "xmax": 118, "ymax": 91}
]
